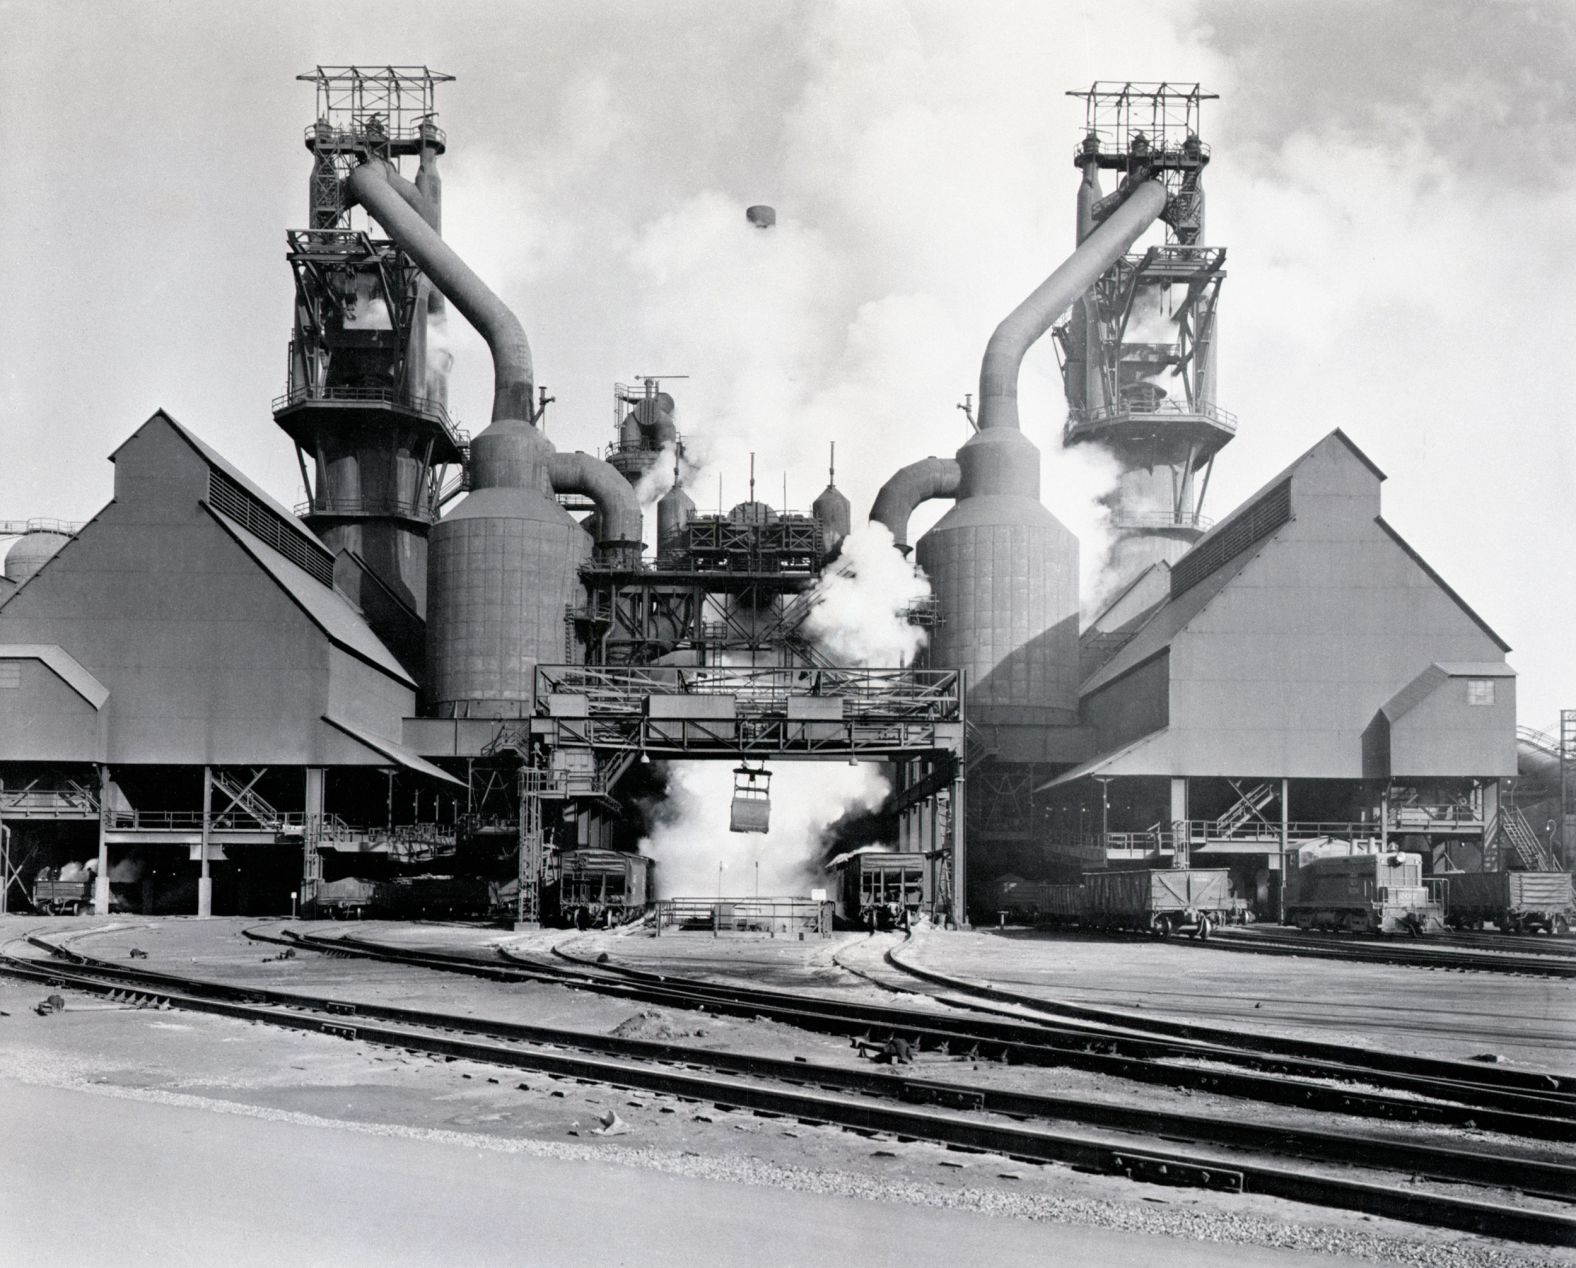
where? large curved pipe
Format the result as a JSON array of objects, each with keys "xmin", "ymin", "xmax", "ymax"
[
  {"xmin": 550, "ymin": 451, "xmax": 644, "ymax": 552},
  {"xmin": 346, "ymin": 159, "xmax": 532, "ymax": 422},
  {"xmin": 978, "ymin": 178, "xmax": 1168, "ymax": 432},
  {"xmin": 869, "ymin": 457, "xmax": 962, "ymax": 550}
]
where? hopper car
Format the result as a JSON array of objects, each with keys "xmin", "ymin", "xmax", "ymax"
[
  {"xmin": 833, "ymin": 851, "xmax": 929, "ymax": 929},
  {"xmin": 556, "ymin": 849, "xmax": 654, "ymax": 928}
]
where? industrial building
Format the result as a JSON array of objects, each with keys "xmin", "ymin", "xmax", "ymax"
[{"xmin": 0, "ymin": 71, "xmax": 1564, "ymax": 926}]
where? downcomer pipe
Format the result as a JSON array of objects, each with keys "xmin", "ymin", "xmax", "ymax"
[
  {"xmin": 977, "ymin": 178, "xmax": 1168, "ymax": 432},
  {"xmin": 869, "ymin": 456, "xmax": 962, "ymax": 551},
  {"xmin": 347, "ymin": 159, "xmax": 532, "ymax": 422},
  {"xmin": 549, "ymin": 451, "xmax": 643, "ymax": 553}
]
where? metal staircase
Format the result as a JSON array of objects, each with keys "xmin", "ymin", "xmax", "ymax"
[
  {"xmin": 1216, "ymin": 781, "xmax": 1276, "ymax": 835},
  {"xmin": 211, "ymin": 770, "xmax": 284, "ymax": 829},
  {"xmin": 1496, "ymin": 805, "xmax": 1559, "ymax": 872}
]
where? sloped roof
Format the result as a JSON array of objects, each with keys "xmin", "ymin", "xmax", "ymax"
[
  {"xmin": 1375, "ymin": 518, "xmax": 1510, "ymax": 652},
  {"xmin": 1039, "ymin": 728, "xmax": 1174, "ymax": 789},
  {"xmin": 0, "ymin": 644, "xmax": 109, "ymax": 708},
  {"xmin": 1084, "ymin": 560, "xmax": 1170, "ymax": 635},
  {"xmin": 1082, "ymin": 429, "xmax": 1413, "ymax": 698},
  {"xmin": 1381, "ymin": 661, "xmax": 1517, "ymax": 725},
  {"xmin": 209, "ymin": 509, "xmax": 416, "ymax": 688},
  {"xmin": 1080, "ymin": 545, "xmax": 1259, "ymax": 695},
  {"xmin": 113, "ymin": 410, "xmax": 328, "ymax": 560},
  {"xmin": 324, "ymin": 715, "xmax": 466, "ymax": 786}
]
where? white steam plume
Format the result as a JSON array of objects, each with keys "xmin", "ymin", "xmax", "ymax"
[
  {"xmin": 425, "ymin": 310, "xmax": 454, "ymax": 404},
  {"xmin": 641, "ymin": 761, "xmax": 888, "ymax": 899},
  {"xmin": 802, "ymin": 522, "xmax": 931, "ymax": 667}
]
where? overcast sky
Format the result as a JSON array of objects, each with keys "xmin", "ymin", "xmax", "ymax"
[{"xmin": 2, "ymin": 0, "xmax": 1571, "ymax": 724}]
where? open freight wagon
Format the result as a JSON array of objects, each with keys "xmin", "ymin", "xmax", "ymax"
[
  {"xmin": 1441, "ymin": 871, "xmax": 1573, "ymax": 935},
  {"xmin": 1081, "ymin": 868, "xmax": 1234, "ymax": 939}
]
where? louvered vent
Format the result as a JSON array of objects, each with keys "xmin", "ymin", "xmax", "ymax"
[
  {"xmin": 1170, "ymin": 478, "xmax": 1291, "ymax": 599},
  {"xmin": 207, "ymin": 468, "xmax": 334, "ymax": 587}
]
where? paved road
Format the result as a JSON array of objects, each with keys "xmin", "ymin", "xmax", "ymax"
[{"xmin": 0, "ymin": 1078, "xmax": 1367, "ymax": 1267}]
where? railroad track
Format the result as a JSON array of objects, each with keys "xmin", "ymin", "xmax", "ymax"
[
  {"xmin": 3, "ymin": 932, "xmax": 1572, "ymax": 1246},
  {"xmin": 1203, "ymin": 929, "xmax": 1576, "ymax": 977},
  {"xmin": 249, "ymin": 927, "xmax": 1576, "ymax": 1142}
]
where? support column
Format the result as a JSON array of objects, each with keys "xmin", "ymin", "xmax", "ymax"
[
  {"xmin": 1482, "ymin": 778, "xmax": 1501, "ymax": 868},
  {"xmin": 301, "ymin": 767, "xmax": 325, "ymax": 919},
  {"xmin": 197, "ymin": 765, "xmax": 213, "ymax": 919},
  {"xmin": 951, "ymin": 768, "xmax": 967, "ymax": 929},
  {"xmin": 1169, "ymin": 777, "xmax": 1188, "ymax": 868},
  {"xmin": 93, "ymin": 765, "xmax": 110, "ymax": 915},
  {"xmin": 0, "ymin": 822, "xmax": 10, "ymax": 916},
  {"xmin": 1278, "ymin": 777, "xmax": 1290, "ymax": 925},
  {"xmin": 952, "ymin": 673, "xmax": 968, "ymax": 929}
]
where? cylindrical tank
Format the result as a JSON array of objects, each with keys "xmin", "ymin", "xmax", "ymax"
[
  {"xmin": 4, "ymin": 529, "xmax": 71, "ymax": 585},
  {"xmin": 426, "ymin": 420, "xmax": 590, "ymax": 717},
  {"xmin": 812, "ymin": 482, "xmax": 851, "ymax": 552},
  {"xmin": 638, "ymin": 392, "xmax": 678, "ymax": 451},
  {"xmin": 914, "ymin": 426, "xmax": 1079, "ymax": 725},
  {"xmin": 656, "ymin": 482, "xmax": 695, "ymax": 550},
  {"xmin": 728, "ymin": 501, "xmax": 776, "ymax": 526}
]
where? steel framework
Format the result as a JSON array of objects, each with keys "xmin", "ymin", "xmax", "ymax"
[
  {"xmin": 1066, "ymin": 81, "xmax": 1216, "ymax": 245},
  {"xmin": 1056, "ymin": 81, "xmax": 1234, "ymax": 546},
  {"xmin": 298, "ymin": 66, "xmax": 453, "ymax": 230},
  {"xmin": 1563, "ymin": 709, "xmax": 1576, "ymax": 869},
  {"xmin": 519, "ymin": 665, "xmax": 967, "ymax": 926}
]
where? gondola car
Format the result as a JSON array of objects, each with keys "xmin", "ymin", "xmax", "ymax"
[
  {"xmin": 1080, "ymin": 867, "xmax": 1234, "ymax": 939},
  {"xmin": 1440, "ymin": 870, "xmax": 1572, "ymax": 935}
]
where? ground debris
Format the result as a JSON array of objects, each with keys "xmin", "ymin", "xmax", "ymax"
[
  {"xmin": 128, "ymin": 948, "xmax": 149, "ymax": 959},
  {"xmin": 593, "ymin": 1110, "xmax": 633, "ymax": 1137},
  {"xmin": 609, "ymin": 1008, "xmax": 700, "ymax": 1040}
]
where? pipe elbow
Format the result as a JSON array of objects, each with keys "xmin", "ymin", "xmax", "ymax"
[
  {"xmin": 868, "ymin": 457, "xmax": 962, "ymax": 551},
  {"xmin": 550, "ymin": 452, "xmax": 643, "ymax": 561},
  {"xmin": 976, "ymin": 177, "xmax": 1168, "ymax": 432},
  {"xmin": 346, "ymin": 160, "xmax": 533, "ymax": 423}
]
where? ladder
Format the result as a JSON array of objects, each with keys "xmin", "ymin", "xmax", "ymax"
[{"xmin": 1216, "ymin": 781, "xmax": 1276, "ymax": 835}]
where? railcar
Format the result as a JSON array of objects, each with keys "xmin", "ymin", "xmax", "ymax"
[
  {"xmin": 1080, "ymin": 867, "xmax": 1234, "ymax": 938},
  {"xmin": 988, "ymin": 878, "xmax": 1083, "ymax": 926},
  {"xmin": 1284, "ymin": 848, "xmax": 1443, "ymax": 934},
  {"xmin": 1441, "ymin": 870, "xmax": 1573, "ymax": 935},
  {"xmin": 30, "ymin": 868, "xmax": 95, "ymax": 916},
  {"xmin": 556, "ymin": 849, "xmax": 654, "ymax": 929},
  {"xmin": 834, "ymin": 851, "xmax": 929, "ymax": 929},
  {"xmin": 314, "ymin": 875, "xmax": 496, "ymax": 920}
]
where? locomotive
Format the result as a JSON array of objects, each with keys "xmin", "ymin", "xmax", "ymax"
[{"xmin": 1283, "ymin": 846, "xmax": 1444, "ymax": 934}]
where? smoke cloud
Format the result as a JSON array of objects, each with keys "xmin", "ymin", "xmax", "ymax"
[
  {"xmin": 803, "ymin": 523, "xmax": 931, "ymax": 667},
  {"xmin": 640, "ymin": 760, "xmax": 889, "ymax": 899}
]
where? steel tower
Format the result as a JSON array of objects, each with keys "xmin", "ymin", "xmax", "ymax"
[
  {"xmin": 1054, "ymin": 83, "xmax": 1236, "ymax": 579},
  {"xmin": 274, "ymin": 67, "xmax": 468, "ymax": 621}
]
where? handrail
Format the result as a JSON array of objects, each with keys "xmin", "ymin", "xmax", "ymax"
[
  {"xmin": 1067, "ymin": 398, "xmax": 1239, "ymax": 435},
  {"xmin": 272, "ymin": 385, "xmax": 468, "ymax": 451},
  {"xmin": 295, "ymin": 495, "xmax": 438, "ymax": 521},
  {"xmin": 1110, "ymin": 511, "xmax": 1214, "ymax": 532},
  {"xmin": 0, "ymin": 518, "xmax": 85, "ymax": 538},
  {"xmin": 304, "ymin": 123, "xmax": 446, "ymax": 150}
]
